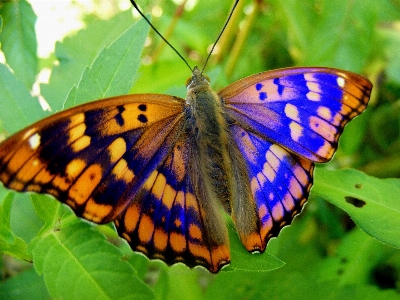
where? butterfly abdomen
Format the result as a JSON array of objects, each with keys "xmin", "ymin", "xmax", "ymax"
[{"xmin": 185, "ymin": 69, "xmax": 232, "ymax": 213}]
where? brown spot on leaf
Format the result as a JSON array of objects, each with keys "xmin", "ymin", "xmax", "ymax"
[{"xmin": 345, "ymin": 196, "xmax": 366, "ymax": 208}]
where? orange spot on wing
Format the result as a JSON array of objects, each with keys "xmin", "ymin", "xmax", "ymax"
[
  {"xmin": 174, "ymin": 218, "xmax": 182, "ymax": 228},
  {"xmin": 108, "ymin": 138, "xmax": 126, "ymax": 162},
  {"xmin": 189, "ymin": 224, "xmax": 203, "ymax": 240},
  {"xmin": 83, "ymin": 197, "xmax": 113, "ymax": 223},
  {"xmin": 16, "ymin": 157, "xmax": 44, "ymax": 183},
  {"xmin": 152, "ymin": 173, "xmax": 166, "ymax": 200},
  {"xmin": 52, "ymin": 175, "xmax": 71, "ymax": 192},
  {"xmin": 71, "ymin": 135, "xmax": 91, "ymax": 152},
  {"xmin": 34, "ymin": 167, "xmax": 53, "ymax": 185},
  {"xmin": 143, "ymin": 171, "xmax": 158, "ymax": 190},
  {"xmin": 123, "ymin": 204, "xmax": 141, "ymax": 233},
  {"xmin": 189, "ymin": 242, "xmax": 210, "ymax": 263},
  {"xmin": 6, "ymin": 144, "xmax": 32, "ymax": 174},
  {"xmin": 69, "ymin": 113, "xmax": 85, "ymax": 127},
  {"xmin": 8, "ymin": 180, "xmax": 24, "ymax": 190},
  {"xmin": 69, "ymin": 123, "xmax": 86, "ymax": 142},
  {"xmin": 69, "ymin": 164, "xmax": 102, "ymax": 205},
  {"xmin": 153, "ymin": 228, "xmax": 168, "ymax": 251},
  {"xmin": 66, "ymin": 159, "xmax": 86, "ymax": 178},
  {"xmin": 138, "ymin": 214, "xmax": 154, "ymax": 243},
  {"xmin": 170, "ymin": 232, "xmax": 186, "ymax": 252},
  {"xmin": 163, "ymin": 184, "xmax": 177, "ymax": 208},
  {"xmin": 113, "ymin": 159, "xmax": 135, "ymax": 183}
]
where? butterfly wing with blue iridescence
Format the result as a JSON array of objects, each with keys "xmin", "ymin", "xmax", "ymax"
[
  {"xmin": 220, "ymin": 67, "xmax": 371, "ymax": 250},
  {"xmin": 221, "ymin": 67, "xmax": 371, "ymax": 162}
]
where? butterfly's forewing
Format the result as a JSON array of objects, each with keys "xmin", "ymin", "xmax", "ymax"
[
  {"xmin": 221, "ymin": 67, "xmax": 372, "ymax": 162},
  {"xmin": 115, "ymin": 136, "xmax": 230, "ymax": 273},
  {"xmin": 0, "ymin": 94, "xmax": 185, "ymax": 223},
  {"xmin": 221, "ymin": 67, "xmax": 371, "ymax": 250}
]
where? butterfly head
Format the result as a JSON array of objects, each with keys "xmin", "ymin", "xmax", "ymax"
[{"xmin": 185, "ymin": 66, "xmax": 211, "ymax": 90}]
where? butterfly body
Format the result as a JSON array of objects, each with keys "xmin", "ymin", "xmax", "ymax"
[{"xmin": 0, "ymin": 66, "xmax": 372, "ymax": 272}]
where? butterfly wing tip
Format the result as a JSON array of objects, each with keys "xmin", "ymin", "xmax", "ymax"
[{"xmin": 207, "ymin": 258, "xmax": 231, "ymax": 273}]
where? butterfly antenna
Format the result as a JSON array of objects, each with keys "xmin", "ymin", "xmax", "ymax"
[
  {"xmin": 129, "ymin": 0, "xmax": 193, "ymax": 72},
  {"xmin": 201, "ymin": 0, "xmax": 239, "ymax": 74}
]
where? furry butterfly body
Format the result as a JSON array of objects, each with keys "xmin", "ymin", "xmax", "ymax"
[{"xmin": 0, "ymin": 66, "xmax": 371, "ymax": 272}]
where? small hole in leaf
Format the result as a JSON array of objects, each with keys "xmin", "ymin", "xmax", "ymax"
[
  {"xmin": 345, "ymin": 196, "xmax": 366, "ymax": 208},
  {"xmin": 355, "ymin": 183, "xmax": 362, "ymax": 189}
]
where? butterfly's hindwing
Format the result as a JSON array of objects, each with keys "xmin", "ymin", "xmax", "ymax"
[
  {"xmin": 230, "ymin": 124, "xmax": 313, "ymax": 246},
  {"xmin": 221, "ymin": 67, "xmax": 372, "ymax": 162},
  {"xmin": 115, "ymin": 138, "xmax": 230, "ymax": 273}
]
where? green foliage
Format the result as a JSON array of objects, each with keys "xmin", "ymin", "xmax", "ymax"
[
  {"xmin": 1, "ymin": 0, "xmax": 400, "ymax": 299},
  {"xmin": 0, "ymin": 0, "xmax": 37, "ymax": 89}
]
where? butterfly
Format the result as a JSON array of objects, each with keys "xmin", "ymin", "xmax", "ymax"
[{"xmin": 0, "ymin": 65, "xmax": 371, "ymax": 273}]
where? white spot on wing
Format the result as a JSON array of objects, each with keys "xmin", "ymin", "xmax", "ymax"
[
  {"xmin": 317, "ymin": 106, "xmax": 332, "ymax": 121},
  {"xmin": 29, "ymin": 133, "xmax": 41, "ymax": 150},
  {"xmin": 337, "ymin": 77, "xmax": 345, "ymax": 88},
  {"xmin": 284, "ymin": 103, "xmax": 300, "ymax": 121},
  {"xmin": 307, "ymin": 91, "xmax": 321, "ymax": 101},
  {"xmin": 289, "ymin": 122, "xmax": 303, "ymax": 142}
]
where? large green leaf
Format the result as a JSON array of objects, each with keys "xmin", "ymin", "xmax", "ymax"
[
  {"xmin": 313, "ymin": 168, "xmax": 400, "ymax": 248},
  {"xmin": 317, "ymin": 228, "xmax": 395, "ymax": 285},
  {"xmin": 0, "ymin": 192, "xmax": 30, "ymax": 261},
  {"xmin": 0, "ymin": 63, "xmax": 45, "ymax": 133},
  {"xmin": 30, "ymin": 195, "xmax": 154, "ymax": 300},
  {"xmin": 0, "ymin": 267, "xmax": 51, "ymax": 300},
  {"xmin": 0, "ymin": 0, "xmax": 37, "ymax": 88},
  {"xmin": 64, "ymin": 17, "xmax": 149, "ymax": 108},
  {"xmin": 41, "ymin": 10, "xmax": 144, "ymax": 111}
]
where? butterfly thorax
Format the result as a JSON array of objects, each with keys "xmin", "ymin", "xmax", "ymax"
[{"xmin": 184, "ymin": 66, "xmax": 232, "ymax": 213}]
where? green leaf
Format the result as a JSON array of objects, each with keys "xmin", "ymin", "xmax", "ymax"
[
  {"xmin": 0, "ymin": 63, "xmax": 45, "ymax": 133},
  {"xmin": 131, "ymin": 61, "xmax": 188, "ymax": 96},
  {"xmin": 41, "ymin": 10, "xmax": 145, "ymax": 111},
  {"xmin": 0, "ymin": 192, "xmax": 30, "ymax": 260},
  {"xmin": 0, "ymin": 267, "xmax": 51, "ymax": 300},
  {"xmin": 224, "ymin": 222, "xmax": 285, "ymax": 272},
  {"xmin": 378, "ymin": 25, "xmax": 400, "ymax": 83},
  {"xmin": 64, "ymin": 17, "xmax": 150, "ymax": 108},
  {"xmin": 29, "ymin": 195, "xmax": 154, "ymax": 300},
  {"xmin": 205, "ymin": 270, "xmax": 400, "ymax": 300},
  {"xmin": 313, "ymin": 168, "xmax": 400, "ymax": 248},
  {"xmin": 9, "ymin": 193, "xmax": 43, "ymax": 243},
  {"xmin": 317, "ymin": 228, "xmax": 394, "ymax": 285},
  {"xmin": 304, "ymin": 0, "xmax": 376, "ymax": 71},
  {"xmin": 0, "ymin": 0, "xmax": 38, "ymax": 88}
]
